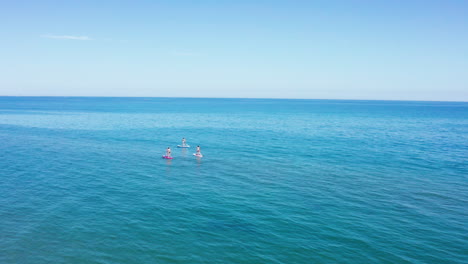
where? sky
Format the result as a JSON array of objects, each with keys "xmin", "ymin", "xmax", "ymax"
[{"xmin": 0, "ymin": 0, "xmax": 467, "ymax": 101}]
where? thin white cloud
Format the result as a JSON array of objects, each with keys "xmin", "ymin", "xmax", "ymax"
[{"xmin": 41, "ymin": 34, "xmax": 92, "ymax": 40}]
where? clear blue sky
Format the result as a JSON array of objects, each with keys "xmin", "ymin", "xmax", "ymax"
[{"xmin": 1, "ymin": 0, "xmax": 467, "ymax": 101}]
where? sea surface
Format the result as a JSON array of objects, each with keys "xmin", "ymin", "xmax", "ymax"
[{"xmin": 0, "ymin": 97, "xmax": 467, "ymax": 264}]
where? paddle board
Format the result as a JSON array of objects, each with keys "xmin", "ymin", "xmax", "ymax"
[{"xmin": 162, "ymin": 155, "xmax": 173, "ymax": 159}]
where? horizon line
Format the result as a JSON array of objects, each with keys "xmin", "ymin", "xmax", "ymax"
[{"xmin": 0, "ymin": 95, "xmax": 467, "ymax": 103}]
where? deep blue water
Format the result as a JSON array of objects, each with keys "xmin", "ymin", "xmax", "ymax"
[{"xmin": 0, "ymin": 97, "xmax": 467, "ymax": 264}]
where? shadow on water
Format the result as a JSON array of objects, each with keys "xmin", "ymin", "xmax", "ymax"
[
  {"xmin": 181, "ymin": 148, "xmax": 188, "ymax": 157},
  {"xmin": 165, "ymin": 158, "xmax": 172, "ymax": 171},
  {"xmin": 196, "ymin": 156, "xmax": 202, "ymax": 166}
]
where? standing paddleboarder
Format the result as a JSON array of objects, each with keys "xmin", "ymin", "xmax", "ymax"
[{"xmin": 166, "ymin": 147, "xmax": 171, "ymax": 157}]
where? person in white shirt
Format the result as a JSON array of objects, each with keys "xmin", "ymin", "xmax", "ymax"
[{"xmin": 166, "ymin": 147, "xmax": 171, "ymax": 157}]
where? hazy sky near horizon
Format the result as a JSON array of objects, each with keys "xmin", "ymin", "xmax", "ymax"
[{"xmin": 0, "ymin": 0, "xmax": 467, "ymax": 101}]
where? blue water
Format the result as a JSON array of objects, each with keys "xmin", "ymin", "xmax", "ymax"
[{"xmin": 0, "ymin": 97, "xmax": 467, "ymax": 264}]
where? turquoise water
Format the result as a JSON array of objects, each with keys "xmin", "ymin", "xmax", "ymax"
[{"xmin": 0, "ymin": 97, "xmax": 467, "ymax": 264}]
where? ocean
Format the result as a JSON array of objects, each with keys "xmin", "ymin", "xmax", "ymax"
[{"xmin": 0, "ymin": 97, "xmax": 467, "ymax": 264}]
